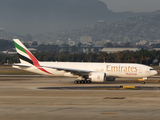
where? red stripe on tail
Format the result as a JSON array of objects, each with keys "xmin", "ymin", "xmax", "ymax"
[{"xmin": 25, "ymin": 49, "xmax": 53, "ymax": 75}]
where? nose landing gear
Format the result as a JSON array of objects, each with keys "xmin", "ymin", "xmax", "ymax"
[
  {"xmin": 137, "ymin": 77, "xmax": 147, "ymax": 84},
  {"xmin": 142, "ymin": 81, "xmax": 145, "ymax": 84}
]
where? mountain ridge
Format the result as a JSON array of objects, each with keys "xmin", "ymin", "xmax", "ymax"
[{"xmin": 0, "ymin": 0, "xmax": 160, "ymax": 35}]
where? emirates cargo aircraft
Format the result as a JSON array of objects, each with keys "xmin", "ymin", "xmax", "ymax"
[{"xmin": 12, "ymin": 39, "xmax": 157, "ymax": 84}]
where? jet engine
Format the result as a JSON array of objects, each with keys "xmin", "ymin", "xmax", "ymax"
[
  {"xmin": 89, "ymin": 72, "xmax": 106, "ymax": 82},
  {"xmin": 88, "ymin": 72, "xmax": 116, "ymax": 82}
]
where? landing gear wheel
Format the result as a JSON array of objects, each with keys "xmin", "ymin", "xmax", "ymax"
[
  {"xmin": 142, "ymin": 81, "xmax": 145, "ymax": 84},
  {"xmin": 81, "ymin": 80, "xmax": 85, "ymax": 84},
  {"xmin": 85, "ymin": 80, "xmax": 88, "ymax": 83},
  {"xmin": 74, "ymin": 80, "xmax": 91, "ymax": 84},
  {"xmin": 78, "ymin": 80, "xmax": 82, "ymax": 84},
  {"xmin": 74, "ymin": 80, "xmax": 78, "ymax": 84}
]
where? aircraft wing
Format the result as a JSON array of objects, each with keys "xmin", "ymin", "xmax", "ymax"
[
  {"xmin": 13, "ymin": 63, "xmax": 91, "ymax": 76},
  {"xmin": 42, "ymin": 66, "xmax": 92, "ymax": 76}
]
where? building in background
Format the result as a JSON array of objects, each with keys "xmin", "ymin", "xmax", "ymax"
[{"xmin": 80, "ymin": 36, "xmax": 92, "ymax": 45}]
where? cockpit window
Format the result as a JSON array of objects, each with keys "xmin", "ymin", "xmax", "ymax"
[{"xmin": 150, "ymin": 69, "xmax": 155, "ymax": 70}]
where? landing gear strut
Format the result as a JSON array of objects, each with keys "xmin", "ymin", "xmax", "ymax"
[
  {"xmin": 142, "ymin": 77, "xmax": 147, "ymax": 84},
  {"xmin": 74, "ymin": 80, "xmax": 91, "ymax": 84}
]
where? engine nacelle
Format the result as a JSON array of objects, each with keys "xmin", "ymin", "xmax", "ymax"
[
  {"xmin": 89, "ymin": 72, "xmax": 106, "ymax": 82},
  {"xmin": 106, "ymin": 77, "xmax": 116, "ymax": 81}
]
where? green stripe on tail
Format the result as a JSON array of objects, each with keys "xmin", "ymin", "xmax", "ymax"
[{"xmin": 13, "ymin": 41, "xmax": 27, "ymax": 54}]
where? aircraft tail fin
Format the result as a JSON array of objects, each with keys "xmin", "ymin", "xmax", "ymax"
[{"xmin": 13, "ymin": 39, "xmax": 39, "ymax": 66}]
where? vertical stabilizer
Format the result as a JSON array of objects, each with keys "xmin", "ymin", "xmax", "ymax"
[
  {"xmin": 13, "ymin": 39, "xmax": 39, "ymax": 66},
  {"xmin": 13, "ymin": 39, "xmax": 53, "ymax": 75}
]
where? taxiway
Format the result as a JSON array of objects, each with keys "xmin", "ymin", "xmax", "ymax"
[{"xmin": 0, "ymin": 76, "xmax": 160, "ymax": 120}]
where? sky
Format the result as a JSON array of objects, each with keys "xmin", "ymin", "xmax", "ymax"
[{"xmin": 100, "ymin": 0, "xmax": 160, "ymax": 12}]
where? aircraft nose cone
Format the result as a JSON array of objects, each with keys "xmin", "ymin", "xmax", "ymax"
[
  {"xmin": 152, "ymin": 70, "xmax": 158, "ymax": 76},
  {"xmin": 155, "ymin": 70, "xmax": 158, "ymax": 75}
]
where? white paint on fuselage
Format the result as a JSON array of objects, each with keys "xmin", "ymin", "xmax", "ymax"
[
  {"xmin": 39, "ymin": 62, "xmax": 157, "ymax": 78},
  {"xmin": 13, "ymin": 62, "xmax": 157, "ymax": 79}
]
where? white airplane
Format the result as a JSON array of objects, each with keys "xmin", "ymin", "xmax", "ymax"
[{"xmin": 12, "ymin": 39, "xmax": 157, "ymax": 84}]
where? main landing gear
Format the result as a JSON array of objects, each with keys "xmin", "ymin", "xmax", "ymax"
[{"xmin": 74, "ymin": 80, "xmax": 91, "ymax": 84}]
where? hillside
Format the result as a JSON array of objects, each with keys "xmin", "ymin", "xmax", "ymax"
[
  {"xmin": 39, "ymin": 14, "xmax": 160, "ymax": 43},
  {"xmin": 87, "ymin": 14, "xmax": 160, "ymax": 42},
  {"xmin": 0, "ymin": 0, "xmax": 113, "ymax": 34},
  {"xmin": 0, "ymin": 0, "xmax": 160, "ymax": 35}
]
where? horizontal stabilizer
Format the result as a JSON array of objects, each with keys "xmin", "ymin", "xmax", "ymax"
[{"xmin": 12, "ymin": 63, "xmax": 32, "ymax": 67}]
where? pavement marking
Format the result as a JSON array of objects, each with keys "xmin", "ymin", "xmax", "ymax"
[
  {"xmin": 103, "ymin": 97, "xmax": 126, "ymax": 99},
  {"xmin": 101, "ymin": 113, "xmax": 118, "ymax": 115},
  {"xmin": 121, "ymin": 86, "xmax": 135, "ymax": 89}
]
